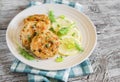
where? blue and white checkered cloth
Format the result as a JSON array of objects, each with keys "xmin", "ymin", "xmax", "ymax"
[{"xmin": 10, "ymin": 0, "xmax": 93, "ymax": 82}]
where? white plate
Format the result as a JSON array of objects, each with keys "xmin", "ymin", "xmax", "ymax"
[{"xmin": 6, "ymin": 4, "xmax": 97, "ymax": 70}]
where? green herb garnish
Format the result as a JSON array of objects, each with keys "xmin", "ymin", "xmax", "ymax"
[
  {"xmin": 48, "ymin": 10, "xmax": 56, "ymax": 23},
  {"xmin": 59, "ymin": 15, "xmax": 65, "ymax": 19},
  {"xmin": 55, "ymin": 56, "xmax": 64, "ymax": 62},
  {"xmin": 18, "ymin": 47, "xmax": 35, "ymax": 60},
  {"xmin": 74, "ymin": 42, "xmax": 84, "ymax": 52},
  {"xmin": 57, "ymin": 27, "xmax": 69, "ymax": 36},
  {"xmin": 27, "ymin": 35, "xmax": 31, "ymax": 42},
  {"xmin": 57, "ymin": 24, "xmax": 60, "ymax": 27},
  {"xmin": 72, "ymin": 33, "xmax": 75, "ymax": 36},
  {"xmin": 45, "ymin": 43, "xmax": 50, "ymax": 48},
  {"xmin": 49, "ymin": 27, "xmax": 55, "ymax": 33}
]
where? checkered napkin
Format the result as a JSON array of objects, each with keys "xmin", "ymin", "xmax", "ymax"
[{"xmin": 10, "ymin": 0, "xmax": 93, "ymax": 82}]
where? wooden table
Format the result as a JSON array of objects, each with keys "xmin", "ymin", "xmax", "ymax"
[{"xmin": 0, "ymin": 0, "xmax": 120, "ymax": 82}]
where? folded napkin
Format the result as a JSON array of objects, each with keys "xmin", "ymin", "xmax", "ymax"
[{"xmin": 11, "ymin": 0, "xmax": 93, "ymax": 82}]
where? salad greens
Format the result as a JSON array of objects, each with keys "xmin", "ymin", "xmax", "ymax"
[
  {"xmin": 18, "ymin": 46, "xmax": 35, "ymax": 60},
  {"xmin": 49, "ymin": 27, "xmax": 55, "ymax": 33},
  {"xmin": 48, "ymin": 10, "xmax": 56, "ymax": 23},
  {"xmin": 57, "ymin": 27, "xmax": 69, "ymax": 36},
  {"xmin": 74, "ymin": 42, "xmax": 84, "ymax": 52},
  {"xmin": 48, "ymin": 10, "xmax": 84, "ymax": 62},
  {"xmin": 18, "ymin": 10, "xmax": 84, "ymax": 62},
  {"xmin": 56, "ymin": 23, "xmax": 75, "ymax": 37}
]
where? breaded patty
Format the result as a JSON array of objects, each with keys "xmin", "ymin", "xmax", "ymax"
[
  {"xmin": 20, "ymin": 15, "xmax": 50, "ymax": 49},
  {"xmin": 30, "ymin": 31, "xmax": 60, "ymax": 59},
  {"xmin": 20, "ymin": 21, "xmax": 37, "ymax": 49}
]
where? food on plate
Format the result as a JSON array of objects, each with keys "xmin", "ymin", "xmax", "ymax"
[
  {"xmin": 30, "ymin": 31, "xmax": 60, "ymax": 59},
  {"xmin": 20, "ymin": 21, "xmax": 37, "ymax": 49},
  {"xmin": 58, "ymin": 36, "xmax": 83, "ymax": 56},
  {"xmin": 20, "ymin": 14, "xmax": 60, "ymax": 59},
  {"xmin": 20, "ymin": 14, "xmax": 50, "ymax": 49},
  {"xmin": 18, "ymin": 46, "xmax": 35, "ymax": 60},
  {"xmin": 49, "ymin": 13, "xmax": 84, "ymax": 57},
  {"xmin": 19, "ymin": 11, "xmax": 84, "ymax": 61}
]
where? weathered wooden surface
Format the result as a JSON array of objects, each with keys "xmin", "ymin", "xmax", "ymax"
[{"xmin": 0, "ymin": 0, "xmax": 120, "ymax": 82}]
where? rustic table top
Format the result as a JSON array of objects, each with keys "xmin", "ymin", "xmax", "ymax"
[{"xmin": 0, "ymin": 0, "xmax": 120, "ymax": 82}]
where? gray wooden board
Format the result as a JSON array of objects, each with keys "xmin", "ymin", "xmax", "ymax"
[{"xmin": 0, "ymin": 0, "xmax": 120, "ymax": 82}]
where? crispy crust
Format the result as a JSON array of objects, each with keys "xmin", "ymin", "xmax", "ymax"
[
  {"xmin": 24, "ymin": 14, "xmax": 50, "ymax": 26},
  {"xmin": 30, "ymin": 31, "xmax": 60, "ymax": 59}
]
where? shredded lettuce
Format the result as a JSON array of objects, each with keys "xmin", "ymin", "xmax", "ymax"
[
  {"xmin": 18, "ymin": 47, "xmax": 35, "ymax": 60},
  {"xmin": 74, "ymin": 42, "xmax": 84, "ymax": 52},
  {"xmin": 57, "ymin": 23, "xmax": 75, "ymax": 36},
  {"xmin": 57, "ymin": 27, "xmax": 69, "ymax": 36},
  {"xmin": 48, "ymin": 10, "xmax": 56, "ymax": 23}
]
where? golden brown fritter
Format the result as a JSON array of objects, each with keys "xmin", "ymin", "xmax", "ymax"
[
  {"xmin": 20, "ymin": 15, "xmax": 50, "ymax": 49},
  {"xmin": 30, "ymin": 31, "xmax": 60, "ymax": 59},
  {"xmin": 20, "ymin": 21, "xmax": 37, "ymax": 49}
]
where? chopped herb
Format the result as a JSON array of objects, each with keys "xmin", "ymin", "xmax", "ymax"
[
  {"xmin": 57, "ymin": 24, "xmax": 60, "ymax": 27},
  {"xmin": 18, "ymin": 47, "xmax": 35, "ymax": 60},
  {"xmin": 49, "ymin": 27, "xmax": 55, "ymax": 33},
  {"xmin": 72, "ymin": 33, "xmax": 75, "ymax": 36},
  {"xmin": 33, "ymin": 32, "xmax": 39, "ymax": 36},
  {"xmin": 57, "ymin": 23, "xmax": 75, "ymax": 36},
  {"xmin": 45, "ymin": 44, "xmax": 50, "ymax": 48},
  {"xmin": 74, "ymin": 42, "xmax": 84, "ymax": 52},
  {"xmin": 27, "ymin": 35, "xmax": 31, "ymax": 42},
  {"xmin": 55, "ymin": 56, "xmax": 64, "ymax": 62},
  {"xmin": 59, "ymin": 15, "xmax": 65, "ymax": 19},
  {"xmin": 48, "ymin": 10, "xmax": 56, "ymax": 23},
  {"xmin": 57, "ymin": 27, "xmax": 69, "ymax": 36}
]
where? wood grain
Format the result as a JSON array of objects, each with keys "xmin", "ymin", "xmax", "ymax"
[{"xmin": 0, "ymin": 0, "xmax": 120, "ymax": 82}]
